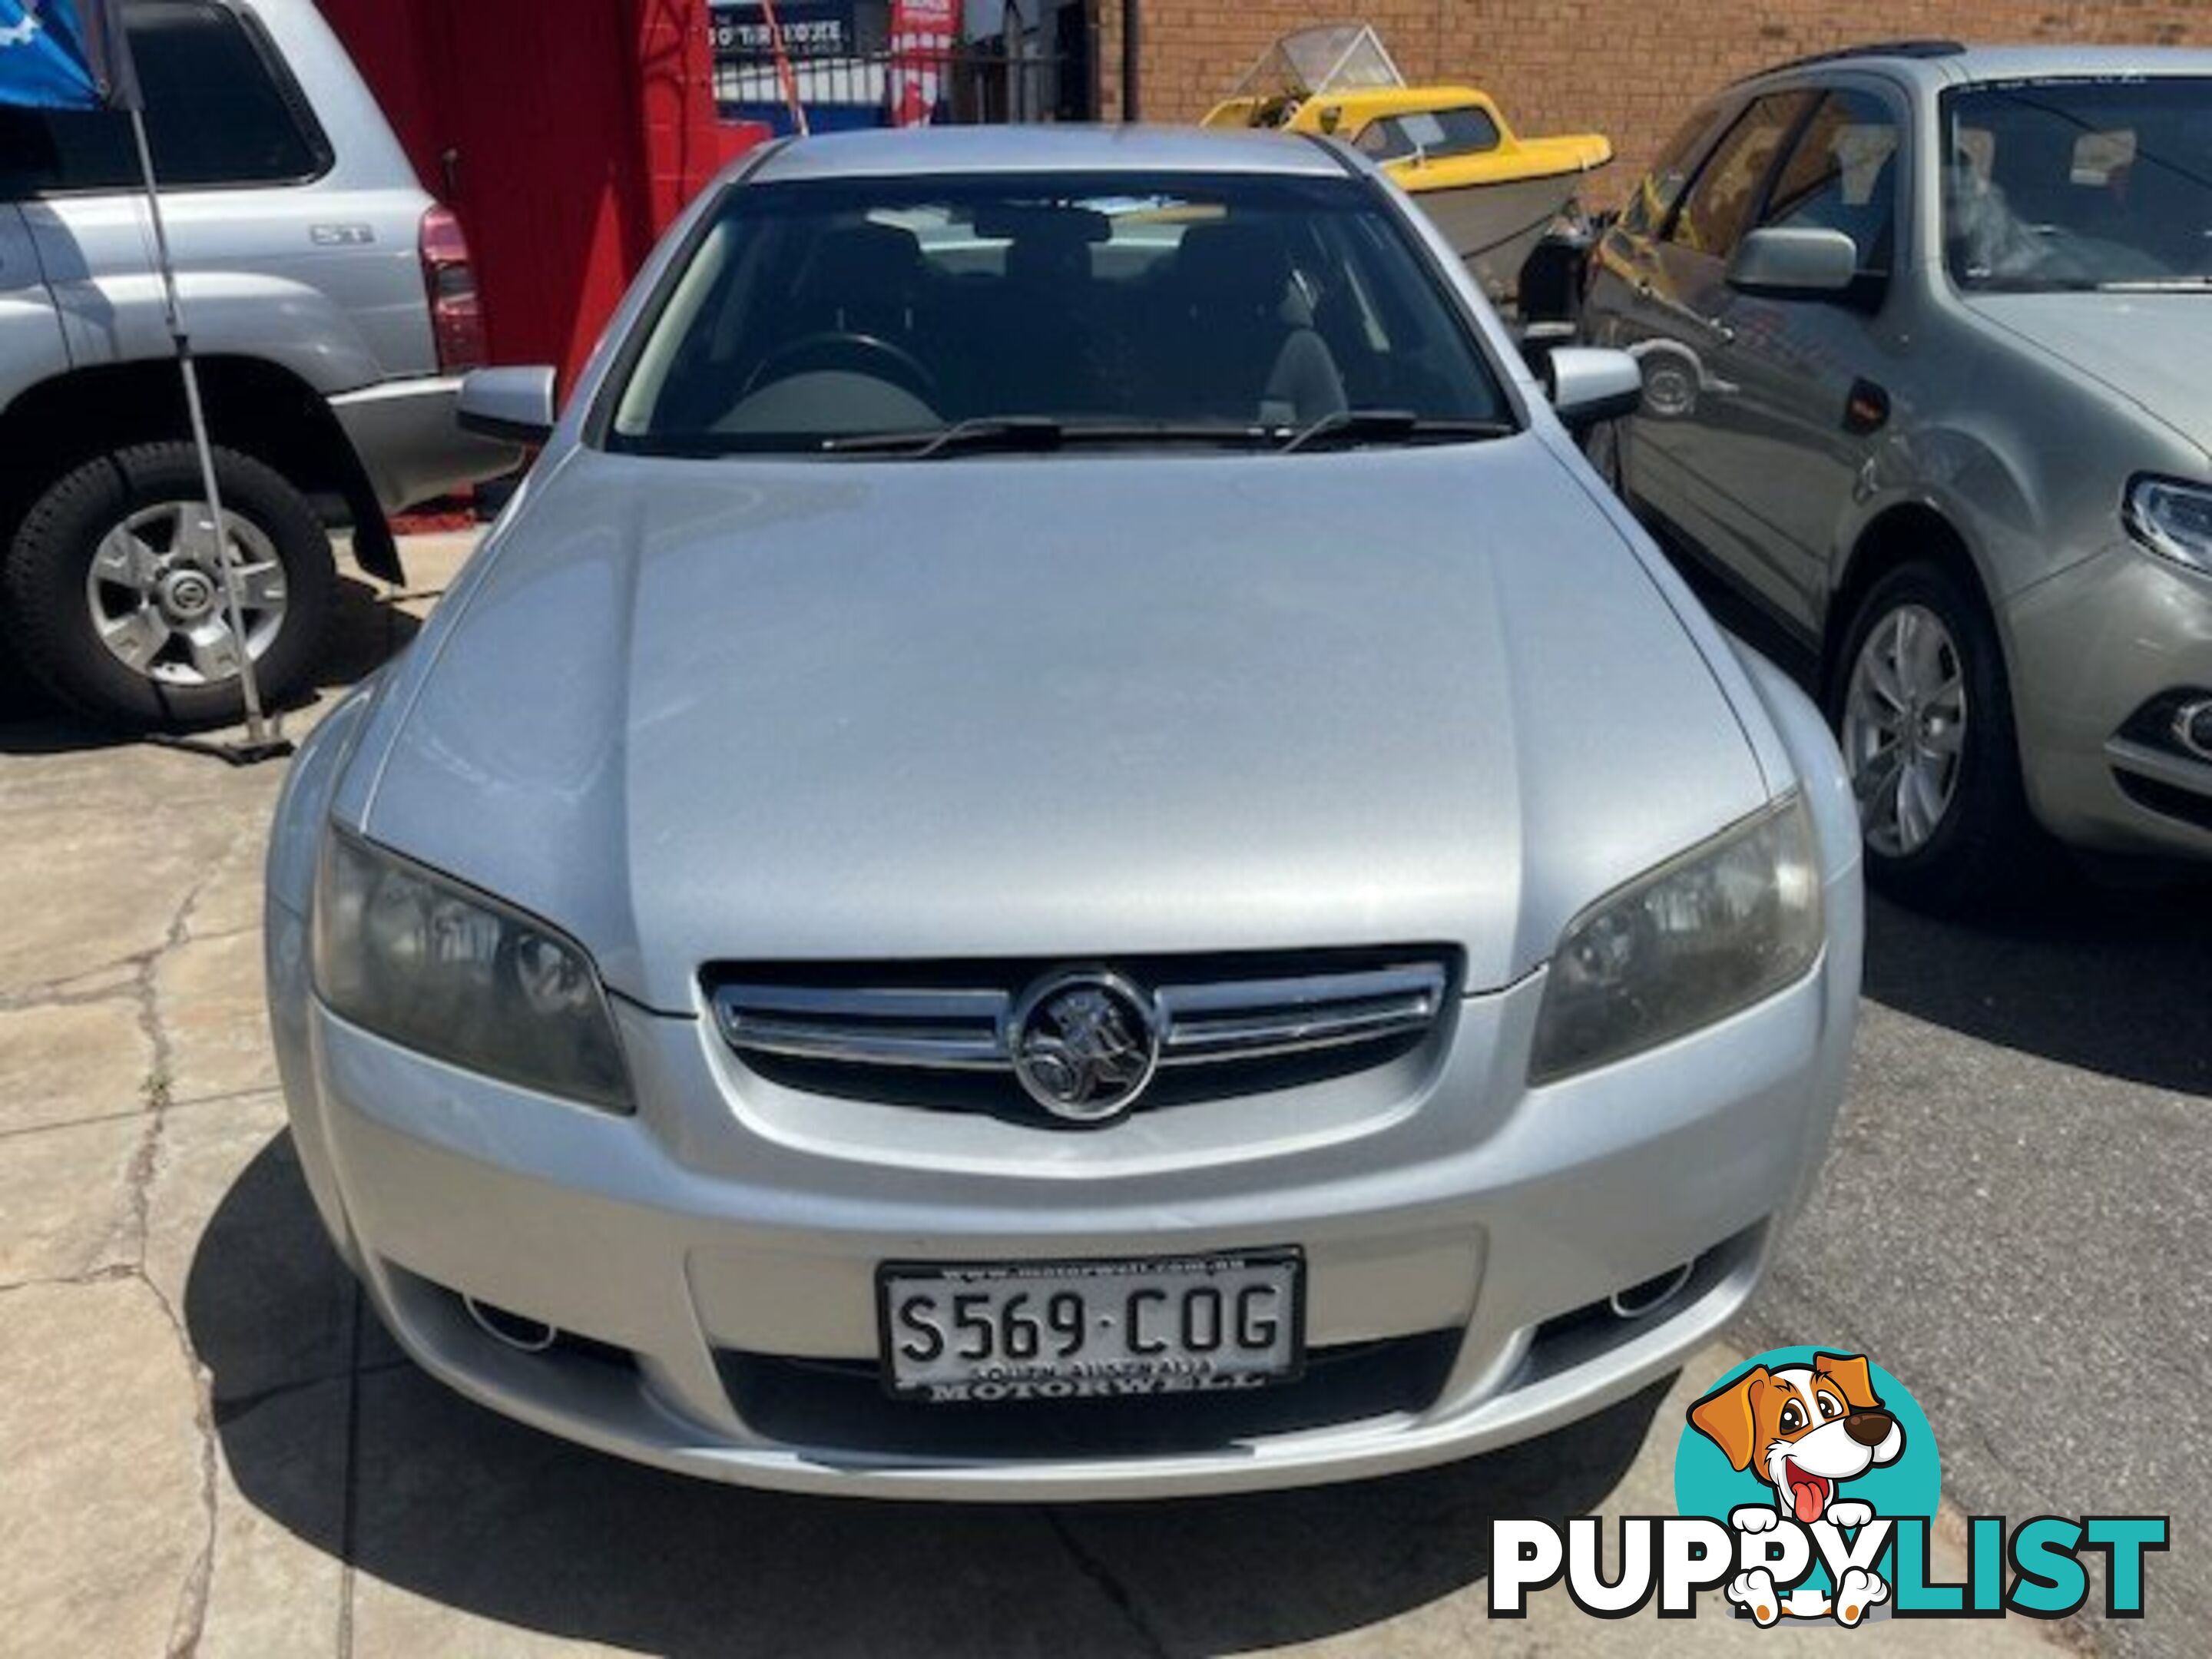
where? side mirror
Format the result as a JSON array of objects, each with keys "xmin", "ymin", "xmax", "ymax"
[
  {"xmin": 1544, "ymin": 346, "xmax": 1644, "ymax": 431},
  {"xmin": 456, "ymin": 366, "xmax": 558, "ymax": 445},
  {"xmin": 1727, "ymin": 227, "xmax": 1859, "ymax": 297}
]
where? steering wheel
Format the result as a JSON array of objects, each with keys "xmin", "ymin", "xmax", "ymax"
[{"xmin": 743, "ymin": 331, "xmax": 940, "ymax": 404}]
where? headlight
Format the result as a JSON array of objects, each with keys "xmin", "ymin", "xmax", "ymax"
[
  {"xmin": 1528, "ymin": 794, "xmax": 1823, "ymax": 1084},
  {"xmin": 2125, "ymin": 476, "xmax": 2212, "ymax": 576},
  {"xmin": 312, "ymin": 830, "xmax": 631, "ymax": 1111}
]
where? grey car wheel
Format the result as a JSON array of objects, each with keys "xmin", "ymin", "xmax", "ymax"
[
  {"xmin": 4, "ymin": 442, "xmax": 335, "ymax": 728},
  {"xmin": 84, "ymin": 500, "xmax": 288, "ymax": 688},
  {"xmin": 1840, "ymin": 601, "xmax": 1966, "ymax": 857},
  {"xmin": 1826, "ymin": 559, "xmax": 2043, "ymax": 911}
]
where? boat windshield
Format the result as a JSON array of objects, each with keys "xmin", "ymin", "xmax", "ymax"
[
  {"xmin": 1232, "ymin": 24, "xmax": 1405, "ymax": 99},
  {"xmin": 1356, "ymin": 107, "xmax": 1505, "ymax": 163}
]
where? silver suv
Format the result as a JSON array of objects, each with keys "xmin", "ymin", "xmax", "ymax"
[
  {"xmin": 0, "ymin": 0, "xmax": 515, "ymax": 726},
  {"xmin": 1583, "ymin": 42, "xmax": 2212, "ymax": 906}
]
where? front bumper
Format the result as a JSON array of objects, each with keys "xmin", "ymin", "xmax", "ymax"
[
  {"xmin": 2008, "ymin": 539, "xmax": 2212, "ymax": 860},
  {"xmin": 267, "ymin": 899, "xmax": 1856, "ymax": 1500},
  {"xmin": 329, "ymin": 376, "xmax": 525, "ymax": 514}
]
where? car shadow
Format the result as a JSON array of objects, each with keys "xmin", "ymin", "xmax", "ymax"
[
  {"xmin": 1863, "ymin": 877, "xmax": 2212, "ymax": 1097},
  {"xmin": 1647, "ymin": 538, "xmax": 2212, "ymax": 1094},
  {"xmin": 0, "ymin": 573, "xmax": 420, "ymax": 756},
  {"xmin": 190, "ymin": 1132, "xmax": 1667, "ymax": 1656}
]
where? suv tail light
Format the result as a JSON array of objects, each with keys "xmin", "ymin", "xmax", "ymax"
[{"xmin": 419, "ymin": 205, "xmax": 485, "ymax": 372}]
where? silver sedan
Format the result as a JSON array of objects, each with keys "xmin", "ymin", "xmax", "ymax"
[
  {"xmin": 1581, "ymin": 48, "xmax": 2212, "ymax": 906},
  {"xmin": 265, "ymin": 125, "xmax": 1862, "ymax": 1498}
]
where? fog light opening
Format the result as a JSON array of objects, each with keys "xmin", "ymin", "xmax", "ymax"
[
  {"xmin": 464, "ymin": 1296, "xmax": 558, "ymax": 1353},
  {"xmin": 2174, "ymin": 699, "xmax": 2212, "ymax": 763},
  {"xmin": 1608, "ymin": 1262, "xmax": 1694, "ymax": 1320}
]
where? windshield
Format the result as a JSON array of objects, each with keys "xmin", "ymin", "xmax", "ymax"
[
  {"xmin": 605, "ymin": 171, "xmax": 1512, "ymax": 455},
  {"xmin": 1945, "ymin": 77, "xmax": 2212, "ymax": 291},
  {"xmin": 1356, "ymin": 107, "xmax": 1503, "ymax": 163}
]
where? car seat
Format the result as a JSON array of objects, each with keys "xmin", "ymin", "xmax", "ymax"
[
  {"xmin": 794, "ymin": 221, "xmax": 927, "ymax": 339},
  {"xmin": 1158, "ymin": 222, "xmax": 1346, "ymax": 425}
]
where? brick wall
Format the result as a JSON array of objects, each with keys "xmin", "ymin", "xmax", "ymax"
[{"xmin": 1097, "ymin": 2, "xmax": 2210, "ymax": 205}]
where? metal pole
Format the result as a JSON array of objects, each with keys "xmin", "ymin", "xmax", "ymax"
[
  {"xmin": 1005, "ymin": 0, "xmax": 1025, "ymax": 124},
  {"xmin": 1120, "ymin": 0, "xmax": 1138, "ymax": 121},
  {"xmin": 757, "ymin": 0, "xmax": 810, "ymax": 134},
  {"xmin": 128, "ymin": 108, "xmax": 273, "ymax": 747}
]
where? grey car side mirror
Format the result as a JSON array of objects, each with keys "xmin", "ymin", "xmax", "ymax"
[
  {"xmin": 457, "ymin": 366, "xmax": 559, "ymax": 444},
  {"xmin": 1544, "ymin": 346, "xmax": 1644, "ymax": 431},
  {"xmin": 1727, "ymin": 227, "xmax": 1860, "ymax": 296}
]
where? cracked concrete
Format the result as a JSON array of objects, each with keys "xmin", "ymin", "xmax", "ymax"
[
  {"xmin": 0, "ymin": 542, "xmax": 460, "ymax": 1659},
  {"xmin": 0, "ymin": 998, "xmax": 151, "ymax": 1134},
  {"xmin": 0, "ymin": 1114, "xmax": 145, "ymax": 1284},
  {"xmin": 154, "ymin": 928, "xmax": 280, "ymax": 1107},
  {"xmin": 0, "ymin": 534, "xmax": 2104, "ymax": 1656},
  {"xmin": 0, "ymin": 1277, "xmax": 207, "ymax": 1657}
]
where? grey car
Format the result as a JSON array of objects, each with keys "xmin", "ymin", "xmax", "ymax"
[
  {"xmin": 1583, "ymin": 43, "xmax": 2212, "ymax": 907},
  {"xmin": 265, "ymin": 125, "xmax": 1861, "ymax": 1498},
  {"xmin": 0, "ymin": 0, "xmax": 516, "ymax": 726}
]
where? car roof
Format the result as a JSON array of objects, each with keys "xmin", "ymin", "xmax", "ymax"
[
  {"xmin": 1939, "ymin": 44, "xmax": 2212, "ymax": 83},
  {"xmin": 1736, "ymin": 41, "xmax": 2212, "ymax": 94},
  {"xmin": 743, "ymin": 122, "xmax": 1353, "ymax": 184}
]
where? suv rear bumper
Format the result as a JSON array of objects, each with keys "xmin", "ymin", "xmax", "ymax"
[{"xmin": 331, "ymin": 376, "xmax": 525, "ymax": 513}]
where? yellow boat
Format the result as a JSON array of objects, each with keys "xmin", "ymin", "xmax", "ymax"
[{"xmin": 1201, "ymin": 25, "xmax": 1613, "ymax": 305}]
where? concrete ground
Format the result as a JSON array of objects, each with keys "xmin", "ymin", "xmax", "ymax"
[{"xmin": 0, "ymin": 534, "xmax": 2184, "ymax": 1656}]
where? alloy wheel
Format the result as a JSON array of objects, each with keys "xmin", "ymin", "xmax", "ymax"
[
  {"xmin": 1840, "ymin": 601, "xmax": 1968, "ymax": 857},
  {"xmin": 83, "ymin": 500, "xmax": 287, "ymax": 687}
]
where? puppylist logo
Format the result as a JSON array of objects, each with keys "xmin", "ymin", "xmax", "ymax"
[{"xmin": 1492, "ymin": 1346, "xmax": 2168, "ymax": 1625}]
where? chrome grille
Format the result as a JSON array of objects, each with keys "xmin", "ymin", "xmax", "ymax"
[
  {"xmin": 1154, "ymin": 969, "xmax": 1448, "ymax": 1063},
  {"xmin": 712, "ymin": 985, "xmax": 1008, "ymax": 1069},
  {"xmin": 709, "ymin": 957, "xmax": 1451, "ymax": 1082}
]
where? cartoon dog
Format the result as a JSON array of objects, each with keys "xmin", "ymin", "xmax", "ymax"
[{"xmin": 1687, "ymin": 1352, "xmax": 1905, "ymax": 1628}]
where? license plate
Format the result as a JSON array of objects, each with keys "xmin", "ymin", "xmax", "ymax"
[{"xmin": 876, "ymin": 1250, "xmax": 1304, "ymax": 1402}]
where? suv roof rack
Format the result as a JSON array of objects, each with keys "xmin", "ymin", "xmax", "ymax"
[{"xmin": 1736, "ymin": 38, "xmax": 1965, "ymax": 82}]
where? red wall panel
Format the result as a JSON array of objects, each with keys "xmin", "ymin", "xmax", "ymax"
[
  {"xmin": 313, "ymin": 0, "xmax": 445, "ymax": 194},
  {"xmin": 316, "ymin": 0, "xmax": 763, "ymax": 383}
]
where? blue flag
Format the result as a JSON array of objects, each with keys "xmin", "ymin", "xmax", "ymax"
[{"xmin": 0, "ymin": 0, "xmax": 140, "ymax": 111}]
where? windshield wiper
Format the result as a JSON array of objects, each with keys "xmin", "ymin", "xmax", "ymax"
[
  {"xmin": 822, "ymin": 417, "xmax": 1281, "ymax": 459},
  {"xmin": 823, "ymin": 416, "xmax": 1067, "ymax": 458},
  {"xmin": 1278, "ymin": 408, "xmax": 1515, "ymax": 453},
  {"xmin": 2090, "ymin": 276, "xmax": 2212, "ymax": 293},
  {"xmin": 1970, "ymin": 275, "xmax": 2212, "ymax": 294}
]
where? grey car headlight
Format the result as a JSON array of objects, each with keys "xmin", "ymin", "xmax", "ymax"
[
  {"xmin": 1529, "ymin": 794, "xmax": 1823, "ymax": 1084},
  {"xmin": 312, "ymin": 830, "xmax": 631, "ymax": 1111},
  {"xmin": 2125, "ymin": 476, "xmax": 2212, "ymax": 576}
]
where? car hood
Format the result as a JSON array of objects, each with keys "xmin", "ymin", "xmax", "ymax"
[
  {"xmin": 362, "ymin": 440, "xmax": 1769, "ymax": 1010},
  {"xmin": 1965, "ymin": 293, "xmax": 2212, "ymax": 459}
]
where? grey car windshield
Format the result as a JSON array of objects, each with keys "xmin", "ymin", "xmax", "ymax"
[
  {"xmin": 607, "ymin": 171, "xmax": 1512, "ymax": 454},
  {"xmin": 1945, "ymin": 77, "xmax": 2212, "ymax": 290}
]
